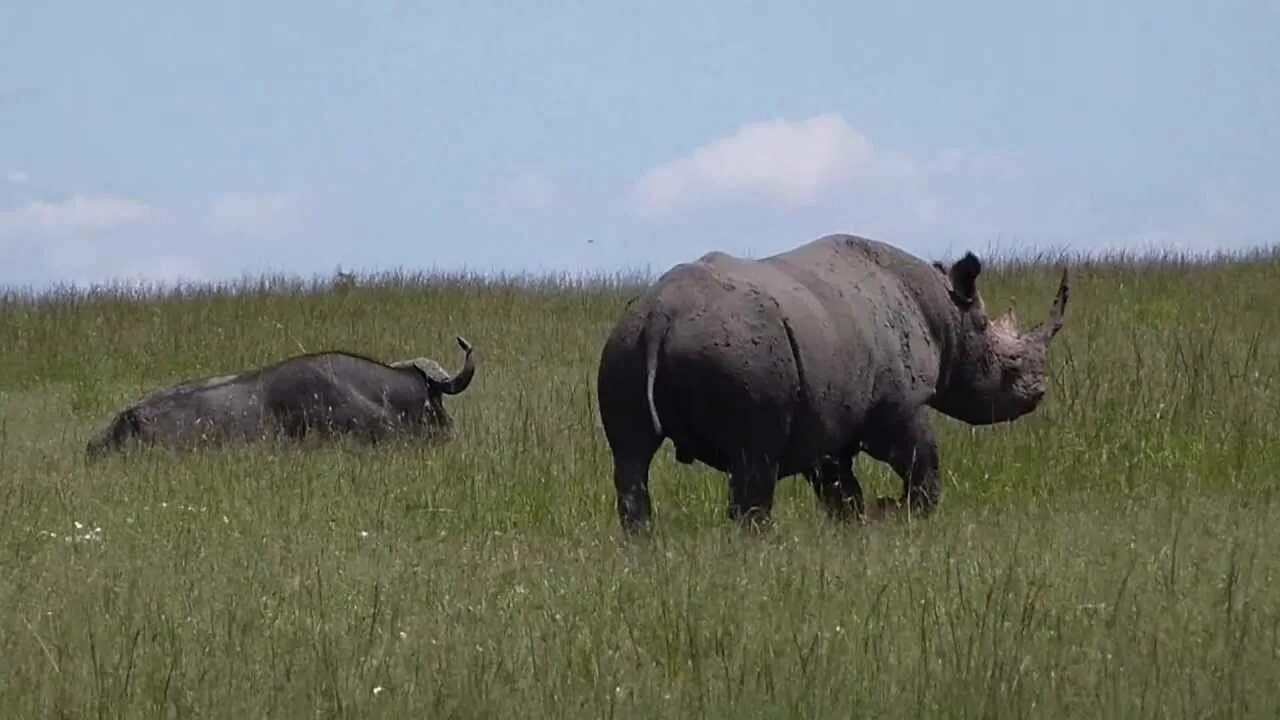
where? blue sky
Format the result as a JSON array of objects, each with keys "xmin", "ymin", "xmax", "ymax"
[{"xmin": 2, "ymin": 1, "xmax": 1277, "ymax": 288}]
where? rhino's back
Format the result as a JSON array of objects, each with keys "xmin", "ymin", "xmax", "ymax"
[
  {"xmin": 766, "ymin": 235, "xmax": 944, "ymax": 407},
  {"xmin": 765, "ymin": 234, "xmax": 939, "ymax": 301},
  {"xmin": 695, "ymin": 239, "xmax": 933, "ymax": 377},
  {"xmin": 647, "ymin": 256, "xmax": 796, "ymax": 382},
  {"xmin": 698, "ymin": 237, "xmax": 941, "ymax": 433},
  {"xmin": 639, "ymin": 245, "xmax": 898, "ymax": 466}
]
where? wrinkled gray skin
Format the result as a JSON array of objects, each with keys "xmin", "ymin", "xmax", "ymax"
[
  {"xmin": 597, "ymin": 234, "xmax": 1069, "ymax": 531},
  {"xmin": 86, "ymin": 336, "xmax": 476, "ymax": 457}
]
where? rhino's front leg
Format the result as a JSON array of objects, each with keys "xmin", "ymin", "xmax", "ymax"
[
  {"xmin": 864, "ymin": 410, "xmax": 940, "ymax": 518},
  {"xmin": 802, "ymin": 454, "xmax": 865, "ymax": 521}
]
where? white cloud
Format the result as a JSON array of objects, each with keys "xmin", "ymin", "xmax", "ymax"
[
  {"xmin": 206, "ymin": 191, "xmax": 302, "ymax": 240},
  {"xmin": 503, "ymin": 171, "xmax": 557, "ymax": 211},
  {"xmin": 6, "ymin": 170, "xmax": 27, "ymax": 185},
  {"xmin": 0, "ymin": 194, "xmax": 149, "ymax": 237},
  {"xmin": 629, "ymin": 114, "xmax": 916, "ymax": 218}
]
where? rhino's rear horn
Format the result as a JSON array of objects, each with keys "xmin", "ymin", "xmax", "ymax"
[
  {"xmin": 434, "ymin": 335, "xmax": 475, "ymax": 395},
  {"xmin": 1029, "ymin": 267, "xmax": 1069, "ymax": 344}
]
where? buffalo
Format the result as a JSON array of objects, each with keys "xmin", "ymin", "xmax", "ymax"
[
  {"xmin": 597, "ymin": 234, "xmax": 1068, "ymax": 531},
  {"xmin": 86, "ymin": 336, "xmax": 476, "ymax": 457}
]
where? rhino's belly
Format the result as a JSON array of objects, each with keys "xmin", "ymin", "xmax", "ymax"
[
  {"xmin": 776, "ymin": 378, "xmax": 875, "ymax": 475},
  {"xmin": 766, "ymin": 303, "xmax": 878, "ymax": 464}
]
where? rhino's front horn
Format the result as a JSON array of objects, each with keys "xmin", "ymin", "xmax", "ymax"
[{"xmin": 1028, "ymin": 267, "xmax": 1069, "ymax": 344}]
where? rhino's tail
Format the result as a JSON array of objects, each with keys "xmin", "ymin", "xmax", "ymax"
[{"xmin": 644, "ymin": 313, "xmax": 669, "ymax": 437}]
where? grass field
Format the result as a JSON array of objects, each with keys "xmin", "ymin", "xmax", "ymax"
[{"xmin": 3, "ymin": 250, "xmax": 1280, "ymax": 718}]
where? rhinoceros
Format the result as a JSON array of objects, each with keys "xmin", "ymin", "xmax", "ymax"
[
  {"xmin": 86, "ymin": 336, "xmax": 476, "ymax": 457},
  {"xmin": 597, "ymin": 234, "xmax": 1068, "ymax": 531}
]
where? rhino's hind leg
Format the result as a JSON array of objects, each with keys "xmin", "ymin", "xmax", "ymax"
[
  {"xmin": 600, "ymin": 375, "xmax": 662, "ymax": 533},
  {"xmin": 599, "ymin": 322, "xmax": 669, "ymax": 533},
  {"xmin": 727, "ymin": 456, "xmax": 780, "ymax": 529},
  {"xmin": 803, "ymin": 454, "xmax": 865, "ymax": 522},
  {"xmin": 864, "ymin": 410, "xmax": 941, "ymax": 518},
  {"xmin": 610, "ymin": 436, "xmax": 660, "ymax": 533}
]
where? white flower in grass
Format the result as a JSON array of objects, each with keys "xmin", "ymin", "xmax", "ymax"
[
  {"xmin": 358, "ymin": 530, "xmax": 370, "ymax": 538},
  {"xmin": 372, "ymin": 686, "xmax": 385, "ymax": 696},
  {"xmin": 40, "ymin": 521, "xmax": 103, "ymax": 543},
  {"xmin": 71, "ymin": 523, "xmax": 104, "ymax": 543}
]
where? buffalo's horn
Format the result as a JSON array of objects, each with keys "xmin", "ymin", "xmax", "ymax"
[{"xmin": 435, "ymin": 335, "xmax": 475, "ymax": 395}]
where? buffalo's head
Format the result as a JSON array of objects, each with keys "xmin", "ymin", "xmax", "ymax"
[
  {"xmin": 391, "ymin": 336, "xmax": 476, "ymax": 430},
  {"xmin": 929, "ymin": 254, "xmax": 1069, "ymax": 424}
]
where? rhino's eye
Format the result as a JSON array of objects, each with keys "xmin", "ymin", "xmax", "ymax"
[{"xmin": 1001, "ymin": 364, "xmax": 1021, "ymax": 386}]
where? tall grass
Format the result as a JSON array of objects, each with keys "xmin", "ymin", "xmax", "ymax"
[{"xmin": 2, "ymin": 249, "xmax": 1280, "ymax": 718}]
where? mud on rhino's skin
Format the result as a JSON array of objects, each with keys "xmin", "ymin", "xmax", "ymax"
[
  {"xmin": 597, "ymin": 233, "xmax": 1069, "ymax": 532},
  {"xmin": 86, "ymin": 336, "xmax": 476, "ymax": 457}
]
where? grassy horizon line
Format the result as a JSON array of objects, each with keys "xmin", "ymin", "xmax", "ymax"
[{"xmin": 3, "ymin": 240, "xmax": 1278, "ymax": 305}]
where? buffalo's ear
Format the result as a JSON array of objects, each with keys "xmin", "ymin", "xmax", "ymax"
[{"xmin": 948, "ymin": 252, "xmax": 982, "ymax": 306}]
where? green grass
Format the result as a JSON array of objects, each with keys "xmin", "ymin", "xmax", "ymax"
[{"xmin": 3, "ymin": 252, "xmax": 1280, "ymax": 718}]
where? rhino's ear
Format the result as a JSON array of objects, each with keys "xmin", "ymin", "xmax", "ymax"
[
  {"xmin": 948, "ymin": 252, "xmax": 982, "ymax": 306},
  {"xmin": 932, "ymin": 261, "xmax": 948, "ymax": 274}
]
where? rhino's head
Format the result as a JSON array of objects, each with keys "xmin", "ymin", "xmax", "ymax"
[{"xmin": 930, "ymin": 254, "xmax": 1069, "ymax": 425}]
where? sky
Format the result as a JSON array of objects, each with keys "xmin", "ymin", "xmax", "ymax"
[{"xmin": 2, "ymin": 1, "xmax": 1278, "ymax": 289}]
